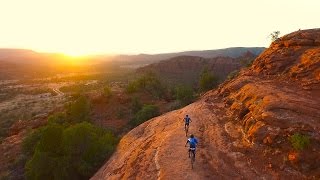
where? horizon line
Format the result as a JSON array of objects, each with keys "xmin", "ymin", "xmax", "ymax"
[{"xmin": 0, "ymin": 46, "xmax": 267, "ymax": 57}]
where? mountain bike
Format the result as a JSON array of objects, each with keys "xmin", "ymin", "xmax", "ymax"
[{"xmin": 189, "ymin": 148, "xmax": 196, "ymax": 169}]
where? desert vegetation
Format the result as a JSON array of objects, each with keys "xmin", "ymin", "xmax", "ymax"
[
  {"xmin": 174, "ymin": 85, "xmax": 195, "ymax": 106},
  {"xmin": 269, "ymin": 31, "xmax": 281, "ymax": 42},
  {"xmin": 199, "ymin": 68, "xmax": 219, "ymax": 92},
  {"xmin": 126, "ymin": 72, "xmax": 167, "ymax": 99},
  {"xmin": 130, "ymin": 104, "xmax": 159, "ymax": 126},
  {"xmin": 22, "ymin": 96, "xmax": 118, "ymax": 180},
  {"xmin": 289, "ymin": 133, "xmax": 310, "ymax": 151}
]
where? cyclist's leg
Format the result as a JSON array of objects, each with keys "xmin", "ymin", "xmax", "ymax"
[
  {"xmin": 193, "ymin": 149, "xmax": 196, "ymax": 160},
  {"xmin": 185, "ymin": 124, "xmax": 189, "ymax": 136},
  {"xmin": 191, "ymin": 149, "xmax": 195, "ymax": 169},
  {"xmin": 191, "ymin": 149, "xmax": 196, "ymax": 169}
]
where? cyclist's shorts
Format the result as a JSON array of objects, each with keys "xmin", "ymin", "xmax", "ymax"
[
  {"xmin": 189, "ymin": 144, "xmax": 196, "ymax": 148},
  {"xmin": 189, "ymin": 147, "xmax": 196, "ymax": 151},
  {"xmin": 185, "ymin": 123, "xmax": 189, "ymax": 125}
]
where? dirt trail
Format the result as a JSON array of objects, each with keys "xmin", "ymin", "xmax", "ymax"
[
  {"xmin": 52, "ymin": 87, "xmax": 64, "ymax": 96},
  {"xmin": 155, "ymin": 105, "xmax": 217, "ymax": 180},
  {"xmin": 92, "ymin": 94, "xmax": 267, "ymax": 180},
  {"xmin": 154, "ymin": 96, "xmax": 262, "ymax": 179}
]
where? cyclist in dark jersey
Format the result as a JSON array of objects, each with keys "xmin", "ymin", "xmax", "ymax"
[
  {"xmin": 185, "ymin": 134, "xmax": 198, "ymax": 158},
  {"xmin": 184, "ymin": 115, "xmax": 191, "ymax": 131}
]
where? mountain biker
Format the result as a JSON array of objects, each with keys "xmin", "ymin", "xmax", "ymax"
[
  {"xmin": 184, "ymin": 115, "xmax": 191, "ymax": 131},
  {"xmin": 185, "ymin": 134, "xmax": 198, "ymax": 159}
]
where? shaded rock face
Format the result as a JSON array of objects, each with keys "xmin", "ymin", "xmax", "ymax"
[{"xmin": 92, "ymin": 29, "xmax": 320, "ymax": 179}]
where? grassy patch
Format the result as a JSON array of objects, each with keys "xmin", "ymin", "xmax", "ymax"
[{"xmin": 289, "ymin": 133, "xmax": 310, "ymax": 151}]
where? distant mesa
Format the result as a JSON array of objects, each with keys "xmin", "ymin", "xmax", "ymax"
[
  {"xmin": 111, "ymin": 47, "xmax": 265, "ymax": 64},
  {"xmin": 136, "ymin": 52, "xmax": 257, "ymax": 85}
]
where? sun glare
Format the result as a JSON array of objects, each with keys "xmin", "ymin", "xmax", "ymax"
[
  {"xmin": 54, "ymin": 52, "xmax": 89, "ymax": 65},
  {"xmin": 62, "ymin": 50, "xmax": 90, "ymax": 57}
]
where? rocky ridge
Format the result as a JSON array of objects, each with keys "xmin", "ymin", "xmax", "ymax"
[{"xmin": 92, "ymin": 29, "xmax": 320, "ymax": 179}]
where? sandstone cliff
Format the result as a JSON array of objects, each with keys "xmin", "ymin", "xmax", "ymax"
[
  {"xmin": 136, "ymin": 52, "xmax": 257, "ymax": 85},
  {"xmin": 92, "ymin": 29, "xmax": 320, "ymax": 179}
]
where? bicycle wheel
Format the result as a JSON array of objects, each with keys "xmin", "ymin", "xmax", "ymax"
[{"xmin": 191, "ymin": 150, "xmax": 195, "ymax": 169}]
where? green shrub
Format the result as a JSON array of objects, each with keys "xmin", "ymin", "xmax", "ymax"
[
  {"xmin": 103, "ymin": 86, "xmax": 112, "ymax": 98},
  {"xmin": 269, "ymin": 31, "xmax": 280, "ymax": 42},
  {"xmin": 199, "ymin": 68, "xmax": 218, "ymax": 92},
  {"xmin": 289, "ymin": 133, "xmax": 310, "ymax": 151},
  {"xmin": 25, "ymin": 124, "xmax": 64, "ymax": 180},
  {"xmin": 132, "ymin": 105, "xmax": 159, "ymax": 126},
  {"xmin": 48, "ymin": 112, "xmax": 66, "ymax": 125},
  {"xmin": 22, "ymin": 128, "xmax": 44, "ymax": 157},
  {"xmin": 65, "ymin": 96, "xmax": 90, "ymax": 123},
  {"xmin": 37, "ymin": 124, "xmax": 63, "ymax": 153},
  {"xmin": 61, "ymin": 123, "xmax": 116, "ymax": 178},
  {"xmin": 24, "ymin": 122, "xmax": 118, "ymax": 180},
  {"xmin": 139, "ymin": 73, "xmax": 165, "ymax": 98},
  {"xmin": 126, "ymin": 81, "xmax": 139, "ymax": 93},
  {"xmin": 126, "ymin": 72, "xmax": 166, "ymax": 98},
  {"xmin": 175, "ymin": 85, "xmax": 194, "ymax": 105},
  {"xmin": 131, "ymin": 96, "xmax": 142, "ymax": 114}
]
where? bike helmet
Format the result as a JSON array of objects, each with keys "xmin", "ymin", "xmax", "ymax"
[{"xmin": 190, "ymin": 134, "xmax": 194, "ymax": 138}]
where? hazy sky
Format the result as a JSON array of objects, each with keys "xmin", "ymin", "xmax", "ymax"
[{"xmin": 0, "ymin": 0, "xmax": 319, "ymax": 55}]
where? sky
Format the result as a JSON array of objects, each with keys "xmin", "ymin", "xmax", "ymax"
[{"xmin": 0, "ymin": 0, "xmax": 319, "ymax": 55}]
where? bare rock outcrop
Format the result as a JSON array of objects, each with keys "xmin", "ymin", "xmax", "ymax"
[{"xmin": 218, "ymin": 28, "xmax": 320, "ymax": 176}]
